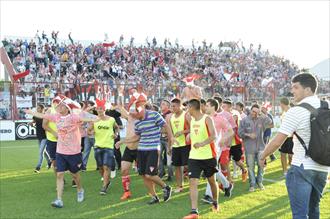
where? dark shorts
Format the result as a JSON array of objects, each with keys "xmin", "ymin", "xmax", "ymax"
[
  {"xmin": 188, "ymin": 158, "xmax": 218, "ymax": 179},
  {"xmin": 279, "ymin": 137, "xmax": 293, "ymax": 154},
  {"xmin": 122, "ymin": 147, "xmax": 138, "ymax": 163},
  {"xmin": 137, "ymin": 150, "xmax": 159, "ymax": 176},
  {"xmin": 46, "ymin": 140, "xmax": 57, "ymax": 161},
  {"xmin": 172, "ymin": 145, "xmax": 190, "ymax": 166},
  {"xmin": 56, "ymin": 153, "xmax": 82, "ymax": 173},
  {"xmin": 230, "ymin": 144, "xmax": 243, "ymax": 162},
  {"xmin": 94, "ymin": 147, "xmax": 115, "ymax": 168}
]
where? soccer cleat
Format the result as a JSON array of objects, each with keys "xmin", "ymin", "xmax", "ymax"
[
  {"xmin": 77, "ymin": 189, "xmax": 84, "ymax": 202},
  {"xmin": 183, "ymin": 213, "xmax": 199, "ymax": 219},
  {"xmin": 163, "ymin": 185, "xmax": 172, "ymax": 202},
  {"xmin": 249, "ymin": 187, "xmax": 255, "ymax": 192},
  {"xmin": 242, "ymin": 170, "xmax": 248, "ymax": 183},
  {"xmin": 147, "ymin": 196, "xmax": 160, "ymax": 205},
  {"xmin": 120, "ymin": 191, "xmax": 132, "ymax": 200},
  {"xmin": 201, "ymin": 195, "xmax": 213, "ymax": 204},
  {"xmin": 51, "ymin": 199, "xmax": 63, "ymax": 208},
  {"xmin": 224, "ymin": 183, "xmax": 234, "ymax": 198}
]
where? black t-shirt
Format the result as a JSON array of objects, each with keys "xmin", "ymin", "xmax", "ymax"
[{"xmin": 33, "ymin": 116, "xmax": 46, "ymax": 140}]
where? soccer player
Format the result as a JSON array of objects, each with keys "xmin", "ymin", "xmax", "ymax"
[
  {"xmin": 114, "ymin": 104, "xmax": 139, "ymax": 200},
  {"xmin": 183, "ymin": 99, "xmax": 219, "ymax": 219},
  {"xmin": 167, "ymin": 98, "xmax": 191, "ymax": 193},
  {"xmin": 201, "ymin": 98, "xmax": 234, "ymax": 204},
  {"xmin": 25, "ymin": 95, "xmax": 99, "ymax": 208},
  {"xmin": 88, "ymin": 99, "xmax": 119, "ymax": 195}
]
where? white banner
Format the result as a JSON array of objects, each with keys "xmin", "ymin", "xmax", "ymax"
[
  {"xmin": 0, "ymin": 120, "xmax": 15, "ymax": 141},
  {"xmin": 16, "ymin": 96, "xmax": 32, "ymax": 108}
]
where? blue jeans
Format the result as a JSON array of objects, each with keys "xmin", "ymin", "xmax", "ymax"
[
  {"xmin": 36, "ymin": 139, "xmax": 50, "ymax": 169},
  {"xmin": 82, "ymin": 137, "xmax": 95, "ymax": 169},
  {"xmin": 246, "ymin": 151, "xmax": 264, "ymax": 188},
  {"xmin": 286, "ymin": 164, "xmax": 328, "ymax": 219}
]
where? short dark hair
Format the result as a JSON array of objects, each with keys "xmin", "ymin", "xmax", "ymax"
[
  {"xmin": 151, "ymin": 104, "xmax": 159, "ymax": 112},
  {"xmin": 161, "ymin": 99, "xmax": 171, "ymax": 106},
  {"xmin": 207, "ymin": 98, "xmax": 219, "ymax": 111},
  {"xmin": 171, "ymin": 98, "xmax": 181, "ymax": 105},
  {"xmin": 280, "ymin": 97, "xmax": 290, "ymax": 106},
  {"xmin": 251, "ymin": 103, "xmax": 260, "ymax": 110},
  {"xmin": 214, "ymin": 96, "xmax": 222, "ymax": 105},
  {"xmin": 223, "ymin": 98, "xmax": 232, "ymax": 105},
  {"xmin": 292, "ymin": 73, "xmax": 318, "ymax": 93},
  {"xmin": 87, "ymin": 101, "xmax": 95, "ymax": 106},
  {"xmin": 236, "ymin": 101, "xmax": 244, "ymax": 109},
  {"xmin": 188, "ymin": 99, "xmax": 200, "ymax": 110},
  {"xmin": 38, "ymin": 104, "xmax": 45, "ymax": 110},
  {"xmin": 200, "ymin": 98, "xmax": 206, "ymax": 105}
]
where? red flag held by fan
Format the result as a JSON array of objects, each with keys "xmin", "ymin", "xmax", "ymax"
[
  {"xmin": 103, "ymin": 41, "xmax": 115, "ymax": 47},
  {"xmin": 13, "ymin": 70, "xmax": 30, "ymax": 81}
]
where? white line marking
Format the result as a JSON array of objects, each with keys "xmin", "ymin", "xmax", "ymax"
[{"xmin": 0, "ymin": 145, "xmax": 36, "ymax": 149}]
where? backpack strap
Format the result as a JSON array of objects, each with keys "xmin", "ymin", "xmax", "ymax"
[
  {"xmin": 293, "ymin": 131, "xmax": 308, "ymax": 154},
  {"xmin": 292, "ymin": 102, "xmax": 316, "ymax": 156}
]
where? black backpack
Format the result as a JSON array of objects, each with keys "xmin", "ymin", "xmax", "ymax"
[{"xmin": 294, "ymin": 100, "xmax": 330, "ymax": 166}]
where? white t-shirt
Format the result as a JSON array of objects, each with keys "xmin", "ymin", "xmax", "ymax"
[{"xmin": 279, "ymin": 95, "xmax": 329, "ymax": 172}]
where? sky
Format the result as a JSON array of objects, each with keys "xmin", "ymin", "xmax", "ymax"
[{"xmin": 0, "ymin": 0, "xmax": 329, "ymax": 77}]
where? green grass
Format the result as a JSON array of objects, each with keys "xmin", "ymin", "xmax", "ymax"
[{"xmin": 0, "ymin": 140, "xmax": 329, "ymax": 219}]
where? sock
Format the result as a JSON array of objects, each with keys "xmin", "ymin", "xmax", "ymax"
[{"xmin": 121, "ymin": 175, "xmax": 130, "ymax": 192}]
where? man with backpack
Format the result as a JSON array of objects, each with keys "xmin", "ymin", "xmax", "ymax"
[{"xmin": 260, "ymin": 73, "xmax": 330, "ymax": 219}]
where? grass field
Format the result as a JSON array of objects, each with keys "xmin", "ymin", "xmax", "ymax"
[{"xmin": 0, "ymin": 140, "xmax": 329, "ymax": 219}]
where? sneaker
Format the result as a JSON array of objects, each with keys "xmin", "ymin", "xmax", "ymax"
[
  {"xmin": 163, "ymin": 185, "xmax": 172, "ymax": 202},
  {"xmin": 232, "ymin": 172, "xmax": 238, "ymax": 179},
  {"xmin": 249, "ymin": 187, "xmax": 255, "ymax": 192},
  {"xmin": 258, "ymin": 183, "xmax": 265, "ymax": 190},
  {"xmin": 242, "ymin": 170, "xmax": 248, "ymax": 183},
  {"xmin": 34, "ymin": 167, "xmax": 40, "ymax": 173},
  {"xmin": 120, "ymin": 191, "xmax": 131, "ymax": 200},
  {"xmin": 147, "ymin": 196, "xmax": 160, "ymax": 205},
  {"xmin": 77, "ymin": 189, "xmax": 84, "ymax": 202},
  {"xmin": 51, "ymin": 199, "xmax": 63, "ymax": 208},
  {"xmin": 201, "ymin": 195, "xmax": 213, "ymax": 204},
  {"xmin": 101, "ymin": 177, "xmax": 104, "ymax": 181},
  {"xmin": 72, "ymin": 180, "xmax": 77, "ymax": 188},
  {"xmin": 174, "ymin": 187, "xmax": 183, "ymax": 193},
  {"xmin": 100, "ymin": 182, "xmax": 111, "ymax": 195},
  {"xmin": 224, "ymin": 183, "xmax": 234, "ymax": 197},
  {"xmin": 183, "ymin": 212, "xmax": 199, "ymax": 219},
  {"xmin": 110, "ymin": 170, "xmax": 116, "ymax": 179},
  {"xmin": 47, "ymin": 162, "xmax": 52, "ymax": 169},
  {"xmin": 81, "ymin": 166, "xmax": 86, "ymax": 172}
]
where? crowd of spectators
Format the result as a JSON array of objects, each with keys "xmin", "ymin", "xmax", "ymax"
[{"xmin": 2, "ymin": 31, "xmax": 329, "ymax": 105}]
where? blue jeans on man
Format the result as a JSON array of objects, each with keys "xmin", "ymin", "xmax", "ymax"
[
  {"xmin": 286, "ymin": 164, "xmax": 327, "ymax": 219},
  {"xmin": 36, "ymin": 138, "xmax": 50, "ymax": 170},
  {"xmin": 246, "ymin": 151, "xmax": 264, "ymax": 188},
  {"xmin": 82, "ymin": 137, "xmax": 95, "ymax": 170}
]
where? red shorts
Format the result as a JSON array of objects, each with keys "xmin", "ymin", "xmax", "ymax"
[{"xmin": 219, "ymin": 149, "xmax": 230, "ymax": 165}]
